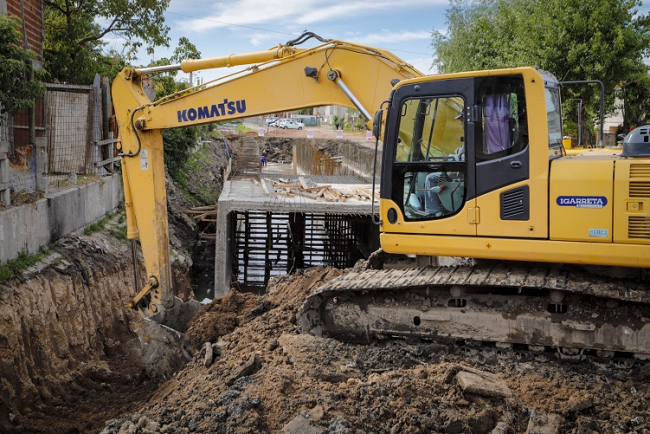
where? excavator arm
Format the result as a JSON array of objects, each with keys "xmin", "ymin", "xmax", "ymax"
[{"xmin": 112, "ymin": 35, "xmax": 422, "ymax": 318}]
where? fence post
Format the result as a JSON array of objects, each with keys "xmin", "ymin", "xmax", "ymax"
[
  {"xmin": 0, "ymin": 141, "xmax": 10, "ymax": 206},
  {"xmin": 35, "ymin": 136, "xmax": 47, "ymax": 194}
]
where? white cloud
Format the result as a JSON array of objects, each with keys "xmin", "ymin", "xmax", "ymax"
[
  {"xmin": 352, "ymin": 30, "xmax": 431, "ymax": 45},
  {"xmin": 173, "ymin": 0, "xmax": 446, "ymax": 33},
  {"xmin": 406, "ymin": 57, "xmax": 436, "ymax": 75},
  {"xmin": 248, "ymin": 33, "xmax": 276, "ymax": 47}
]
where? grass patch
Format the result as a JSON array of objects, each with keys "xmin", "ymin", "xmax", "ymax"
[
  {"xmin": 109, "ymin": 226, "xmax": 128, "ymax": 242},
  {"xmin": 235, "ymin": 124, "xmax": 254, "ymax": 134},
  {"xmin": 0, "ymin": 247, "xmax": 50, "ymax": 284},
  {"xmin": 84, "ymin": 214, "xmax": 113, "ymax": 235}
]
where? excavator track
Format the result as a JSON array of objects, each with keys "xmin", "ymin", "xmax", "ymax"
[{"xmin": 300, "ymin": 264, "xmax": 650, "ymax": 360}]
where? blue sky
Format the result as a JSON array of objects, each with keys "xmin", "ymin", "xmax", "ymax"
[
  {"xmin": 105, "ymin": 0, "xmax": 450, "ymax": 83},
  {"xmin": 102, "ymin": 0, "xmax": 650, "ymax": 84}
]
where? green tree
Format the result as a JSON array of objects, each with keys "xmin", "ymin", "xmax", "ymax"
[
  {"xmin": 432, "ymin": 0, "xmax": 650, "ymax": 142},
  {"xmin": 43, "ymin": 0, "xmax": 171, "ymax": 84},
  {"xmin": 0, "ymin": 15, "xmax": 45, "ymax": 115},
  {"xmin": 145, "ymin": 38, "xmax": 204, "ymax": 180},
  {"xmin": 150, "ymin": 37, "xmax": 201, "ymax": 100}
]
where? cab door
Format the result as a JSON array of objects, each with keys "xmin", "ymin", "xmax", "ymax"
[
  {"xmin": 472, "ymin": 74, "xmax": 547, "ymax": 239},
  {"xmin": 381, "ymin": 78, "xmax": 477, "ymax": 236}
]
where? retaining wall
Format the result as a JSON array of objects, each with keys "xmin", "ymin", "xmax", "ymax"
[{"xmin": 0, "ymin": 174, "xmax": 123, "ymax": 263}]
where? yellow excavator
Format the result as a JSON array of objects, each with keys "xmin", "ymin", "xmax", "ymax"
[{"xmin": 113, "ymin": 33, "xmax": 650, "ymax": 374}]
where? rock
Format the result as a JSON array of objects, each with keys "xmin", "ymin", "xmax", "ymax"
[
  {"xmin": 308, "ymin": 405, "xmax": 325, "ymax": 420},
  {"xmin": 227, "ymin": 352, "xmax": 261, "ymax": 385},
  {"xmin": 526, "ymin": 410, "xmax": 562, "ymax": 434},
  {"xmin": 456, "ymin": 371, "xmax": 514, "ymax": 399},
  {"xmin": 566, "ymin": 396, "xmax": 593, "ymax": 413},
  {"xmin": 576, "ymin": 416, "xmax": 600, "ymax": 433},
  {"xmin": 282, "ymin": 413, "xmax": 325, "ymax": 434},
  {"xmin": 118, "ymin": 422, "xmax": 137, "ymax": 434},
  {"xmin": 203, "ymin": 342, "xmax": 213, "ymax": 367},
  {"xmin": 444, "ymin": 410, "xmax": 496, "ymax": 434}
]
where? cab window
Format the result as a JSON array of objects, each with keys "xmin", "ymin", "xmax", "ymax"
[
  {"xmin": 475, "ymin": 76, "xmax": 528, "ymax": 162},
  {"xmin": 394, "ymin": 96, "xmax": 466, "ymax": 221}
]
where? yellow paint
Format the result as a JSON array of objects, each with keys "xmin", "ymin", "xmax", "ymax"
[
  {"xmin": 550, "ymin": 158, "xmax": 613, "ymax": 242},
  {"xmin": 380, "ymin": 198, "xmax": 477, "ymax": 236},
  {"xmin": 614, "ymin": 160, "xmax": 650, "ymax": 244},
  {"xmin": 381, "ymin": 233, "xmax": 650, "ymax": 268}
]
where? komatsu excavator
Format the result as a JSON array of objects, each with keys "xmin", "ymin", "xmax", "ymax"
[{"xmin": 113, "ymin": 33, "xmax": 650, "ymax": 373}]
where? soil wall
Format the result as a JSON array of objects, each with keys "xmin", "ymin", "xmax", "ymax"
[{"xmin": 0, "ymin": 233, "xmax": 150, "ymax": 432}]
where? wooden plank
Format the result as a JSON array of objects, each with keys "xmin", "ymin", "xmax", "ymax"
[
  {"xmin": 295, "ymin": 191, "xmax": 319, "ymax": 200},
  {"xmin": 271, "ymin": 192, "xmax": 295, "ymax": 198},
  {"xmin": 298, "ymin": 176, "xmax": 309, "ymax": 189},
  {"xmin": 261, "ymin": 179, "xmax": 270, "ymax": 195},
  {"xmin": 357, "ymin": 187, "xmax": 373, "ymax": 197},
  {"xmin": 331, "ymin": 188, "xmax": 346, "ymax": 202},
  {"xmin": 324, "ymin": 189, "xmax": 338, "ymax": 202},
  {"xmin": 94, "ymin": 156, "xmax": 120, "ymax": 167},
  {"xmin": 94, "ymin": 138, "xmax": 118, "ymax": 147},
  {"xmin": 274, "ymin": 183, "xmax": 302, "ymax": 188},
  {"xmin": 303, "ymin": 184, "xmax": 332, "ymax": 192}
]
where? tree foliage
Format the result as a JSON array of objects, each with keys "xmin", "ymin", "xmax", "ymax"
[
  {"xmin": 43, "ymin": 0, "xmax": 171, "ymax": 84},
  {"xmin": 150, "ymin": 37, "xmax": 201, "ymax": 100},
  {"xmin": 432, "ymin": 0, "xmax": 650, "ymax": 137},
  {"xmin": 0, "ymin": 14, "xmax": 45, "ymax": 115},
  {"xmin": 148, "ymin": 38, "xmax": 204, "ymax": 180}
]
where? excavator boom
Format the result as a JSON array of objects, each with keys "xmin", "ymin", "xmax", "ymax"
[{"xmin": 112, "ymin": 37, "xmax": 421, "ymax": 318}]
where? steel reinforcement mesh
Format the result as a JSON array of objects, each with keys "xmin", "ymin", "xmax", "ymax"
[{"xmin": 231, "ymin": 211, "xmax": 376, "ymax": 292}]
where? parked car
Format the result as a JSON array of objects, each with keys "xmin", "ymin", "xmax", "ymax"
[
  {"xmin": 266, "ymin": 116, "xmax": 279, "ymax": 125},
  {"xmin": 279, "ymin": 119, "xmax": 305, "ymax": 130}
]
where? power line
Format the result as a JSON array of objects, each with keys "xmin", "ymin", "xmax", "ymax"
[
  {"xmin": 166, "ymin": 11, "xmax": 297, "ymax": 36},
  {"xmin": 165, "ymin": 11, "xmax": 431, "ymax": 57}
]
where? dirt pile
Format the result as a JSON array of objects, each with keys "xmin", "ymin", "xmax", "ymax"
[{"xmin": 100, "ymin": 266, "xmax": 650, "ymax": 434}]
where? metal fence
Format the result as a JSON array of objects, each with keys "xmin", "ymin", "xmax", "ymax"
[
  {"xmin": 0, "ymin": 75, "xmax": 118, "ymax": 206},
  {"xmin": 45, "ymin": 75, "xmax": 117, "ymax": 177}
]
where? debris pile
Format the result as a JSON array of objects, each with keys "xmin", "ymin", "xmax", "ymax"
[
  {"xmin": 100, "ymin": 266, "xmax": 650, "ymax": 434},
  {"xmin": 262, "ymin": 176, "xmax": 378, "ymax": 202}
]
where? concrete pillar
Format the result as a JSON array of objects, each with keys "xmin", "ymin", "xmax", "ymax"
[
  {"xmin": 0, "ymin": 141, "xmax": 10, "ymax": 207},
  {"xmin": 35, "ymin": 136, "xmax": 47, "ymax": 194},
  {"xmin": 214, "ymin": 183, "xmax": 233, "ymax": 298}
]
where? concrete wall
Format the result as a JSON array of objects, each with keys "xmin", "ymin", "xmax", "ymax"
[
  {"xmin": 294, "ymin": 139, "xmax": 382, "ymax": 183},
  {"xmin": 0, "ymin": 174, "xmax": 123, "ymax": 263}
]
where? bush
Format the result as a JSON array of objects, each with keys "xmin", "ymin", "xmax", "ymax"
[{"xmin": 163, "ymin": 127, "xmax": 197, "ymax": 180}]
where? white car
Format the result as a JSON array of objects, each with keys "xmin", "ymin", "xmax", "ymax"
[{"xmin": 278, "ymin": 119, "xmax": 305, "ymax": 130}]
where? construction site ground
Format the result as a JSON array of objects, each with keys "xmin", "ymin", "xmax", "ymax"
[{"xmin": 0, "ymin": 128, "xmax": 649, "ymax": 434}]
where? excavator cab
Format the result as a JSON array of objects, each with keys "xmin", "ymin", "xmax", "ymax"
[{"xmin": 381, "ymin": 72, "xmax": 537, "ymax": 244}]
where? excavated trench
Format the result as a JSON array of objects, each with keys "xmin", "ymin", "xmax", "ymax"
[
  {"xmin": 0, "ymin": 231, "xmax": 157, "ymax": 432},
  {"xmin": 0, "ymin": 135, "xmax": 373, "ymax": 432}
]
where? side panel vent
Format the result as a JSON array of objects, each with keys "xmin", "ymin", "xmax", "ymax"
[
  {"xmin": 501, "ymin": 186, "xmax": 529, "ymax": 220},
  {"xmin": 628, "ymin": 216, "xmax": 650, "ymax": 239},
  {"xmin": 629, "ymin": 164, "xmax": 650, "ymax": 197}
]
